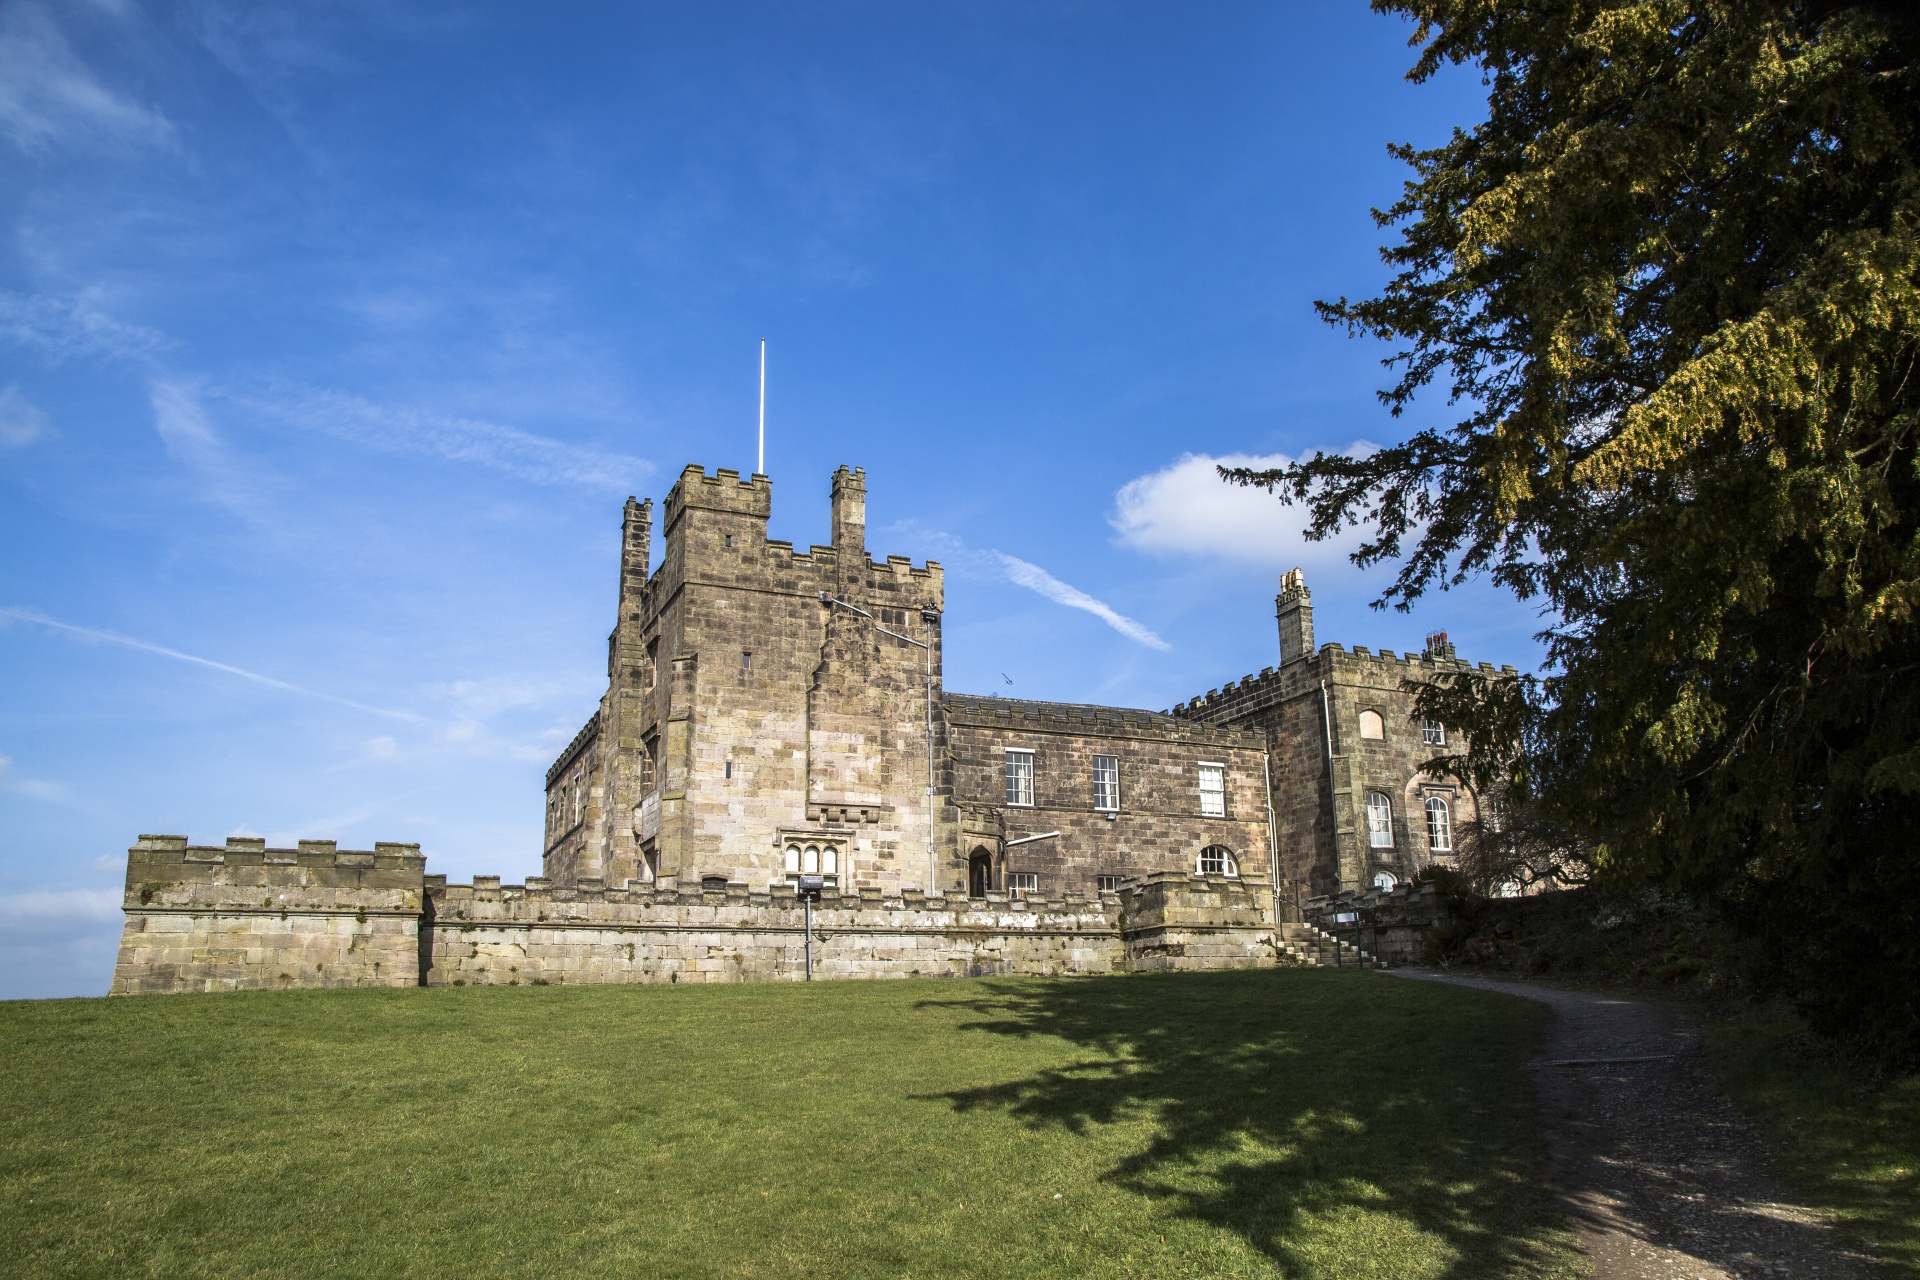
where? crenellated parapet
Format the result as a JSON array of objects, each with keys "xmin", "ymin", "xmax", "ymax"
[
  {"xmin": 111, "ymin": 835, "xmax": 426, "ymax": 995},
  {"xmin": 946, "ymin": 695, "xmax": 1261, "ymax": 749},
  {"xmin": 113, "ymin": 833, "xmax": 1314, "ymax": 992}
]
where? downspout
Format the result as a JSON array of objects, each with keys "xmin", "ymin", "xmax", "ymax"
[
  {"xmin": 1262, "ymin": 750, "xmax": 1282, "ymax": 923},
  {"xmin": 1320, "ymin": 678, "xmax": 1337, "ymax": 894}
]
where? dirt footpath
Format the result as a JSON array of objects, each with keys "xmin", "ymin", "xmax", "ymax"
[{"xmin": 1390, "ymin": 970, "xmax": 1887, "ymax": 1279}]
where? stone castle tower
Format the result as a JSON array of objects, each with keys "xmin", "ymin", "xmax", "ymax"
[{"xmin": 543, "ymin": 464, "xmax": 951, "ymax": 896}]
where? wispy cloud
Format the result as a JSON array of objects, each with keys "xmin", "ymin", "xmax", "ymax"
[
  {"xmin": 235, "ymin": 382, "xmax": 653, "ymax": 490},
  {"xmin": 0, "ymin": 290, "xmax": 170, "ymax": 364},
  {"xmin": 884, "ymin": 523, "xmax": 1169, "ymax": 651},
  {"xmin": 0, "ymin": 606, "xmax": 423, "ymax": 721},
  {"xmin": 0, "ymin": 384, "xmax": 48, "ymax": 447},
  {"xmin": 149, "ymin": 381, "xmax": 283, "ymax": 519},
  {"xmin": 0, "ymin": 755, "xmax": 74, "ymax": 805},
  {"xmin": 0, "ymin": 887, "xmax": 121, "ymax": 920},
  {"xmin": 992, "ymin": 552, "xmax": 1170, "ymax": 651},
  {"xmin": 1111, "ymin": 449, "xmax": 1376, "ymax": 567},
  {"xmin": 0, "ymin": 1, "xmax": 174, "ymax": 152}
]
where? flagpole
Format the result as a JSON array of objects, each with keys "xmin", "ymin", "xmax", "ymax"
[{"xmin": 757, "ymin": 338, "xmax": 766, "ymax": 476}]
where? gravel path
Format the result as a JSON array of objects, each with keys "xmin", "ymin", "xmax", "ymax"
[{"xmin": 1389, "ymin": 969, "xmax": 1887, "ymax": 1280}]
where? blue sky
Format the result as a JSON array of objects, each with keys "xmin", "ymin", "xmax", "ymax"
[{"xmin": 0, "ymin": 1, "xmax": 1542, "ymax": 998}]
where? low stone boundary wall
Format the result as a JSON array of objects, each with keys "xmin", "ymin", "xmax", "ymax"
[
  {"xmin": 1304, "ymin": 880, "xmax": 1448, "ymax": 966},
  {"xmin": 111, "ymin": 835, "xmax": 1289, "ymax": 993},
  {"xmin": 111, "ymin": 835, "xmax": 426, "ymax": 994}
]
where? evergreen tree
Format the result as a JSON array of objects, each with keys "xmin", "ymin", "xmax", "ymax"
[{"xmin": 1229, "ymin": 1, "xmax": 1920, "ymax": 1059}]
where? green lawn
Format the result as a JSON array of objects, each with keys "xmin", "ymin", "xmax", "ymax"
[
  {"xmin": 0, "ymin": 970, "xmax": 1580, "ymax": 1279},
  {"xmin": 1707, "ymin": 1013, "xmax": 1920, "ymax": 1275}
]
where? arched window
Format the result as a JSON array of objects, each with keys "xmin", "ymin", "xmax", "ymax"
[
  {"xmin": 1197, "ymin": 846, "xmax": 1238, "ymax": 877},
  {"xmin": 784, "ymin": 844, "xmax": 840, "ymax": 877},
  {"xmin": 1421, "ymin": 719, "xmax": 1446, "ymax": 746},
  {"xmin": 1358, "ymin": 709, "xmax": 1385, "ymax": 739},
  {"xmin": 1425, "ymin": 797, "xmax": 1453, "ymax": 853},
  {"xmin": 1372, "ymin": 870, "xmax": 1399, "ymax": 892},
  {"xmin": 1366, "ymin": 792, "xmax": 1394, "ymax": 848}
]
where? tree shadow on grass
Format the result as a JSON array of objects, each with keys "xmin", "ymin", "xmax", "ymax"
[{"xmin": 919, "ymin": 969, "xmax": 1577, "ymax": 1279}]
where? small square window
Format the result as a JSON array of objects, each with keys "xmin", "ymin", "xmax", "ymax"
[
  {"xmin": 1095, "ymin": 875, "xmax": 1125, "ymax": 894},
  {"xmin": 1007, "ymin": 872, "xmax": 1038, "ymax": 897}
]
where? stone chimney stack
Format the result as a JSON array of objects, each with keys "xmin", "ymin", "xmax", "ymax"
[
  {"xmin": 830, "ymin": 466, "xmax": 866, "ymax": 558},
  {"xmin": 1276, "ymin": 567, "xmax": 1314, "ymax": 665},
  {"xmin": 620, "ymin": 497, "xmax": 652, "ymax": 604}
]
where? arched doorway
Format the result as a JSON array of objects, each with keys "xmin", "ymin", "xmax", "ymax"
[{"xmin": 968, "ymin": 847, "xmax": 995, "ymax": 897}]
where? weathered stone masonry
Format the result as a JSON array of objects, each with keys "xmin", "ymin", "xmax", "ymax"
[
  {"xmin": 110, "ymin": 832, "xmax": 1329, "ymax": 992},
  {"xmin": 112, "ymin": 461, "xmax": 1510, "ymax": 993}
]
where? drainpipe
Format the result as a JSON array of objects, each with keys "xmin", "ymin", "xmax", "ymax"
[
  {"xmin": 1320, "ymin": 678, "xmax": 1337, "ymax": 894},
  {"xmin": 1262, "ymin": 750, "xmax": 1282, "ymax": 923}
]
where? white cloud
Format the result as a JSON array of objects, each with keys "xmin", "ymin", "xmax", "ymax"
[
  {"xmin": 0, "ymin": 888, "xmax": 121, "ymax": 920},
  {"xmin": 993, "ymin": 553, "xmax": 1171, "ymax": 652},
  {"xmin": 882, "ymin": 522, "xmax": 1171, "ymax": 651},
  {"xmin": 0, "ymin": 383, "xmax": 48, "ymax": 446},
  {"xmin": 0, "ymin": 2, "xmax": 174, "ymax": 151},
  {"xmin": 236, "ymin": 382, "xmax": 653, "ymax": 491},
  {"xmin": 0, "ymin": 605, "xmax": 423, "ymax": 721},
  {"xmin": 149, "ymin": 380, "xmax": 279, "ymax": 518},
  {"xmin": 1111, "ymin": 450, "xmax": 1375, "ymax": 567},
  {"xmin": 0, "ymin": 754, "xmax": 73, "ymax": 804},
  {"xmin": 0, "ymin": 290, "xmax": 170, "ymax": 364}
]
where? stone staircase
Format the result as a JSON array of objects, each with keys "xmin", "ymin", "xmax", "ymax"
[{"xmin": 1276, "ymin": 921, "xmax": 1384, "ymax": 968}]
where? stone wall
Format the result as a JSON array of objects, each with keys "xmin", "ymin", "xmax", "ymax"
[
  {"xmin": 424, "ymin": 869, "xmax": 1278, "ymax": 986},
  {"xmin": 944, "ymin": 695, "xmax": 1274, "ymax": 898},
  {"xmin": 111, "ymin": 832, "xmax": 1300, "ymax": 992},
  {"xmin": 1304, "ymin": 880, "xmax": 1451, "ymax": 967},
  {"xmin": 111, "ymin": 835, "xmax": 426, "ymax": 995}
]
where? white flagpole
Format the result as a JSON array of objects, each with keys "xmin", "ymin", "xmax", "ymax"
[{"xmin": 757, "ymin": 338, "xmax": 766, "ymax": 476}]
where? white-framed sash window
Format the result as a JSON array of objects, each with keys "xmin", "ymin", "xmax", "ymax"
[
  {"xmin": 1005, "ymin": 749, "xmax": 1035, "ymax": 807},
  {"xmin": 1198, "ymin": 763, "xmax": 1225, "ymax": 817},
  {"xmin": 1092, "ymin": 755, "xmax": 1119, "ymax": 811},
  {"xmin": 1366, "ymin": 791, "xmax": 1394, "ymax": 849}
]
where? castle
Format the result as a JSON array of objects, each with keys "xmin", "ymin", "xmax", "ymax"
[{"xmin": 111, "ymin": 464, "xmax": 1513, "ymax": 993}]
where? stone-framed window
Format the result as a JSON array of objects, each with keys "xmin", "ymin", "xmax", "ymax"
[
  {"xmin": 1358, "ymin": 709, "xmax": 1385, "ymax": 739},
  {"xmin": 1005, "ymin": 749, "xmax": 1035, "ymax": 807},
  {"xmin": 1425, "ymin": 796, "xmax": 1453, "ymax": 853},
  {"xmin": 1373, "ymin": 870, "xmax": 1399, "ymax": 892},
  {"xmin": 1197, "ymin": 845, "xmax": 1238, "ymax": 877},
  {"xmin": 1095, "ymin": 875, "xmax": 1125, "ymax": 893},
  {"xmin": 1197, "ymin": 763, "xmax": 1225, "ymax": 817},
  {"xmin": 1007, "ymin": 872, "xmax": 1038, "ymax": 897},
  {"xmin": 639, "ymin": 736, "xmax": 657, "ymax": 792},
  {"xmin": 783, "ymin": 842, "xmax": 841, "ymax": 881},
  {"xmin": 1092, "ymin": 755, "xmax": 1120, "ymax": 811},
  {"xmin": 1421, "ymin": 718, "xmax": 1447, "ymax": 746},
  {"xmin": 645, "ymin": 638, "xmax": 659, "ymax": 690},
  {"xmin": 1366, "ymin": 791, "xmax": 1395, "ymax": 848}
]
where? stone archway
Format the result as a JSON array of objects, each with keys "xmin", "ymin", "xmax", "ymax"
[{"xmin": 968, "ymin": 847, "xmax": 994, "ymax": 897}]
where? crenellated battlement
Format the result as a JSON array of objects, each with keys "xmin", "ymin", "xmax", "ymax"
[
  {"xmin": 944, "ymin": 694, "xmax": 1260, "ymax": 747},
  {"xmin": 126, "ymin": 834, "xmax": 426, "ymax": 884},
  {"xmin": 662, "ymin": 464, "xmax": 772, "ymax": 527}
]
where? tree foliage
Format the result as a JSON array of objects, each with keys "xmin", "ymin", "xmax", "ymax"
[{"xmin": 1227, "ymin": 1, "xmax": 1920, "ymax": 1060}]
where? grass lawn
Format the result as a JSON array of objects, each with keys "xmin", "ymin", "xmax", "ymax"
[
  {"xmin": 1707, "ymin": 1013, "xmax": 1920, "ymax": 1276},
  {"xmin": 0, "ymin": 969, "xmax": 1580, "ymax": 1279}
]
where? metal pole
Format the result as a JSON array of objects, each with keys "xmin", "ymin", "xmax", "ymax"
[
  {"xmin": 757, "ymin": 338, "xmax": 766, "ymax": 476},
  {"xmin": 804, "ymin": 894, "xmax": 813, "ymax": 981}
]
